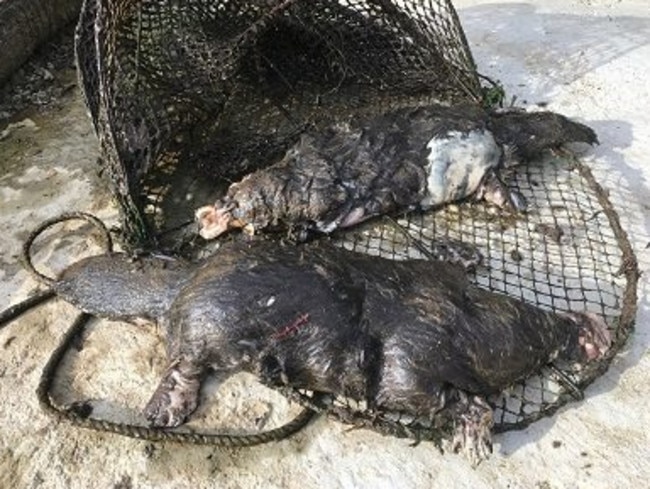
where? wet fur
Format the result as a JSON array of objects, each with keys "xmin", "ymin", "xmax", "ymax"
[
  {"xmin": 197, "ymin": 104, "xmax": 597, "ymax": 239},
  {"xmin": 53, "ymin": 240, "xmax": 609, "ymax": 463}
]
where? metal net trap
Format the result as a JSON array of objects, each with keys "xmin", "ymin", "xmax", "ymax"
[
  {"xmin": 75, "ymin": 0, "xmax": 481, "ymax": 249},
  {"xmin": 68, "ymin": 0, "xmax": 639, "ymax": 440},
  {"xmin": 325, "ymin": 154, "xmax": 638, "ymax": 435}
]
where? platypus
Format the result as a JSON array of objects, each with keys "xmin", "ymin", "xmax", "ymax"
[
  {"xmin": 38, "ymin": 238, "xmax": 609, "ymax": 464},
  {"xmin": 196, "ymin": 104, "xmax": 597, "ymax": 239}
]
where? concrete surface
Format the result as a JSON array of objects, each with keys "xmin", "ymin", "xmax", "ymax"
[{"xmin": 1, "ymin": 1, "xmax": 649, "ymax": 488}]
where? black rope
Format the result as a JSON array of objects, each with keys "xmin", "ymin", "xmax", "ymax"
[
  {"xmin": 22, "ymin": 211, "xmax": 114, "ymax": 287},
  {"xmin": 0, "ymin": 290, "xmax": 55, "ymax": 328},
  {"xmin": 37, "ymin": 313, "xmax": 320, "ymax": 446}
]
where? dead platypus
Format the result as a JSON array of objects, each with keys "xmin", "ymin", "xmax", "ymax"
[
  {"xmin": 196, "ymin": 104, "xmax": 597, "ymax": 239},
  {"xmin": 31, "ymin": 229, "xmax": 609, "ymax": 464}
]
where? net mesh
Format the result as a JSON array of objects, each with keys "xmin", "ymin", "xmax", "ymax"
[
  {"xmin": 75, "ymin": 0, "xmax": 481, "ymax": 249},
  {"xmin": 72, "ymin": 0, "xmax": 638, "ymax": 438},
  {"xmin": 324, "ymin": 155, "xmax": 638, "ymax": 435}
]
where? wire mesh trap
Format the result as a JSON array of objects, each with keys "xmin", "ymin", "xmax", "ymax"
[
  {"xmin": 13, "ymin": 155, "xmax": 639, "ymax": 446},
  {"xmin": 75, "ymin": 0, "xmax": 481, "ymax": 249},
  {"xmin": 325, "ymin": 154, "xmax": 638, "ymax": 435},
  {"xmin": 67, "ymin": 0, "xmax": 639, "ymax": 442}
]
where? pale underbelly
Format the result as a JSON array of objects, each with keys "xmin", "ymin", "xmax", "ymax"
[{"xmin": 421, "ymin": 129, "xmax": 502, "ymax": 208}]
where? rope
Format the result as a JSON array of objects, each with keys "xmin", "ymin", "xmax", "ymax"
[
  {"xmin": 0, "ymin": 290, "xmax": 55, "ymax": 328},
  {"xmin": 37, "ymin": 313, "xmax": 320, "ymax": 446},
  {"xmin": 22, "ymin": 211, "xmax": 114, "ymax": 287}
]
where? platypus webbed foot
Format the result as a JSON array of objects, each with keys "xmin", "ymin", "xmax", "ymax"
[
  {"xmin": 196, "ymin": 202, "xmax": 237, "ymax": 240},
  {"xmin": 476, "ymin": 171, "xmax": 527, "ymax": 212},
  {"xmin": 143, "ymin": 358, "xmax": 202, "ymax": 428},
  {"xmin": 565, "ymin": 311, "xmax": 611, "ymax": 363},
  {"xmin": 448, "ymin": 393, "xmax": 494, "ymax": 467}
]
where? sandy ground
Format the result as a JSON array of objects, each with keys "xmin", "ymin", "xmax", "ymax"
[{"xmin": 1, "ymin": 1, "xmax": 649, "ymax": 488}]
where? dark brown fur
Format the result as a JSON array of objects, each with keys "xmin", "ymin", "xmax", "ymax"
[
  {"xmin": 51, "ymin": 240, "xmax": 609, "ymax": 463},
  {"xmin": 196, "ymin": 104, "xmax": 597, "ymax": 240}
]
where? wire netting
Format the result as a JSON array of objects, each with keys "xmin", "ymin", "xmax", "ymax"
[
  {"xmin": 322, "ymin": 155, "xmax": 638, "ymax": 435},
  {"xmin": 71, "ymin": 0, "xmax": 638, "ymax": 440},
  {"xmin": 75, "ymin": 0, "xmax": 481, "ymax": 249}
]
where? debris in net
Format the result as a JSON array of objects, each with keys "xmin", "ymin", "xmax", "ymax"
[
  {"xmin": 510, "ymin": 249, "xmax": 524, "ymax": 262},
  {"xmin": 535, "ymin": 223, "xmax": 565, "ymax": 243}
]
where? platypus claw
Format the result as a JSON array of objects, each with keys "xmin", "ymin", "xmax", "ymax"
[
  {"xmin": 476, "ymin": 172, "xmax": 527, "ymax": 213},
  {"xmin": 196, "ymin": 203, "xmax": 234, "ymax": 240},
  {"xmin": 506, "ymin": 190, "xmax": 527, "ymax": 213},
  {"xmin": 143, "ymin": 361, "xmax": 201, "ymax": 428},
  {"xmin": 566, "ymin": 311, "xmax": 612, "ymax": 363},
  {"xmin": 449, "ymin": 395, "xmax": 494, "ymax": 467}
]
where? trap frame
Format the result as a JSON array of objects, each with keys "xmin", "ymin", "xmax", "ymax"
[{"xmin": 63, "ymin": 0, "xmax": 639, "ymax": 441}]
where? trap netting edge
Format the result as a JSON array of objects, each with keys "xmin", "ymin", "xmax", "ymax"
[{"xmin": 308, "ymin": 154, "xmax": 637, "ymax": 437}]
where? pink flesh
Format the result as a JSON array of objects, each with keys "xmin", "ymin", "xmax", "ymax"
[{"xmin": 196, "ymin": 205, "xmax": 232, "ymax": 240}]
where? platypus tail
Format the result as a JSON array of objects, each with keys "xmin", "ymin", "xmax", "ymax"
[{"xmin": 488, "ymin": 110, "xmax": 598, "ymax": 163}]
